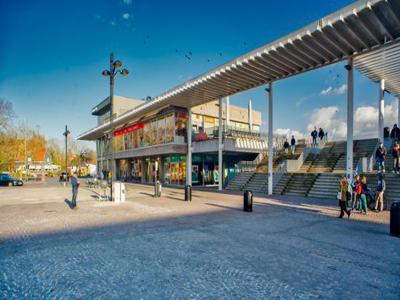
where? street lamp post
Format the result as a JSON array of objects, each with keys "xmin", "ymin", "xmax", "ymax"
[
  {"xmin": 102, "ymin": 53, "xmax": 129, "ymax": 201},
  {"xmin": 63, "ymin": 125, "xmax": 70, "ymax": 178}
]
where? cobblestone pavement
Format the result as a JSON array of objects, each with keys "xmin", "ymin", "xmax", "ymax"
[{"xmin": 0, "ymin": 182, "xmax": 399, "ymax": 299}]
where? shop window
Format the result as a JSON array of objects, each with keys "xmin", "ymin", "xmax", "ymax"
[
  {"xmin": 165, "ymin": 114, "xmax": 174, "ymax": 143},
  {"xmin": 157, "ymin": 118, "xmax": 166, "ymax": 144}
]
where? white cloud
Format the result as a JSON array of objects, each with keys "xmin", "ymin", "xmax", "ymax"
[
  {"xmin": 319, "ymin": 84, "xmax": 347, "ymax": 96},
  {"xmin": 122, "ymin": 13, "xmax": 130, "ymax": 20},
  {"xmin": 305, "ymin": 99, "xmax": 398, "ymax": 141},
  {"xmin": 335, "ymin": 84, "xmax": 347, "ymax": 95},
  {"xmin": 354, "ymin": 100, "xmax": 398, "ymax": 139},
  {"xmin": 274, "ymin": 128, "xmax": 305, "ymax": 140},
  {"xmin": 306, "ymin": 106, "xmax": 347, "ymax": 140},
  {"xmin": 122, "ymin": 0, "xmax": 132, "ymax": 5},
  {"xmin": 320, "ymin": 86, "xmax": 333, "ymax": 96}
]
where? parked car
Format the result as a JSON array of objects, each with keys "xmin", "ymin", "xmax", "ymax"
[{"xmin": 0, "ymin": 173, "xmax": 23, "ymax": 186}]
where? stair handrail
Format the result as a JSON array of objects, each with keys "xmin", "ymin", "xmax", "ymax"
[
  {"xmin": 284, "ymin": 146, "xmax": 312, "ymax": 172},
  {"xmin": 273, "ymin": 161, "xmax": 286, "ymax": 189}
]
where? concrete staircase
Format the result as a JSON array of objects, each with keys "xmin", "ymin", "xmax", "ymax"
[
  {"xmin": 365, "ymin": 173, "xmax": 400, "ymax": 207},
  {"xmin": 273, "ymin": 173, "xmax": 292, "ymax": 195},
  {"xmin": 307, "ymin": 174, "xmax": 340, "ymax": 199},
  {"xmin": 281, "ymin": 173, "xmax": 318, "ymax": 197},
  {"xmin": 225, "ymin": 172, "xmax": 254, "ymax": 192},
  {"xmin": 244, "ymin": 173, "xmax": 269, "ymax": 193}
]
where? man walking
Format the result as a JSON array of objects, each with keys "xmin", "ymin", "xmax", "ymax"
[
  {"xmin": 392, "ymin": 141, "xmax": 399, "ymax": 174},
  {"xmin": 375, "ymin": 143, "xmax": 387, "ymax": 173},
  {"xmin": 311, "ymin": 127, "xmax": 318, "ymax": 147},
  {"xmin": 71, "ymin": 172, "xmax": 80, "ymax": 209},
  {"xmin": 374, "ymin": 173, "xmax": 385, "ymax": 212},
  {"xmin": 290, "ymin": 135, "xmax": 296, "ymax": 155}
]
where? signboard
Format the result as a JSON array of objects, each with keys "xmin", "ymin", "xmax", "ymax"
[{"xmin": 113, "ymin": 122, "xmax": 144, "ymax": 137}]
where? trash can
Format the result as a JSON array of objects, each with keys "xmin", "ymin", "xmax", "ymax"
[
  {"xmin": 185, "ymin": 185, "xmax": 192, "ymax": 201},
  {"xmin": 390, "ymin": 202, "xmax": 400, "ymax": 237},
  {"xmin": 243, "ymin": 190, "xmax": 253, "ymax": 212}
]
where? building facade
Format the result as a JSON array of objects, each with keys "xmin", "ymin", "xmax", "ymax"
[{"xmin": 80, "ymin": 96, "xmax": 265, "ymax": 187}]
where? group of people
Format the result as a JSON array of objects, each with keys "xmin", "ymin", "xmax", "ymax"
[
  {"xmin": 375, "ymin": 124, "xmax": 400, "ymax": 174},
  {"xmin": 338, "ymin": 173, "xmax": 385, "ymax": 218},
  {"xmin": 283, "ymin": 136, "xmax": 296, "ymax": 155},
  {"xmin": 311, "ymin": 127, "xmax": 326, "ymax": 147},
  {"xmin": 337, "ymin": 123, "xmax": 400, "ymax": 218}
]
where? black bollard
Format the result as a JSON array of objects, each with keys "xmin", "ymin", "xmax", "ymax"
[
  {"xmin": 243, "ymin": 190, "xmax": 253, "ymax": 212},
  {"xmin": 390, "ymin": 202, "xmax": 400, "ymax": 237},
  {"xmin": 185, "ymin": 185, "xmax": 192, "ymax": 201}
]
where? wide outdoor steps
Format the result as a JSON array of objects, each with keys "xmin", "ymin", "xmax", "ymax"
[
  {"xmin": 225, "ymin": 172, "xmax": 253, "ymax": 191},
  {"xmin": 307, "ymin": 174, "xmax": 340, "ymax": 199},
  {"xmin": 281, "ymin": 173, "xmax": 317, "ymax": 197},
  {"xmin": 244, "ymin": 173, "xmax": 269, "ymax": 193},
  {"xmin": 365, "ymin": 173, "xmax": 400, "ymax": 207}
]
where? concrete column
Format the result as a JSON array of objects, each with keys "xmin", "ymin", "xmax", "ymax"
[
  {"xmin": 186, "ymin": 108, "xmax": 192, "ymax": 186},
  {"xmin": 267, "ymin": 84, "xmax": 273, "ymax": 195},
  {"xmin": 141, "ymin": 158, "xmax": 145, "ymax": 184},
  {"xmin": 379, "ymin": 79, "xmax": 385, "ymax": 142},
  {"xmin": 248, "ymin": 99, "xmax": 253, "ymax": 132},
  {"xmin": 226, "ymin": 96, "xmax": 230, "ymax": 127},
  {"xmin": 218, "ymin": 98, "xmax": 223, "ymax": 190},
  {"xmin": 397, "ymin": 97, "xmax": 400, "ymax": 127},
  {"xmin": 346, "ymin": 58, "xmax": 354, "ymax": 179}
]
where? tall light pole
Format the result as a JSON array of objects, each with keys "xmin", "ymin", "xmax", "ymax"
[
  {"xmin": 63, "ymin": 125, "xmax": 70, "ymax": 177},
  {"xmin": 102, "ymin": 53, "xmax": 129, "ymax": 201}
]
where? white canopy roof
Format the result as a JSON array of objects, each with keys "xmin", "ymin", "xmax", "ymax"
[{"xmin": 79, "ymin": 0, "xmax": 400, "ymax": 140}]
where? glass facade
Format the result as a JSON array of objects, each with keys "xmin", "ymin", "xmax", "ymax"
[{"xmin": 97, "ymin": 111, "xmax": 187, "ymax": 156}]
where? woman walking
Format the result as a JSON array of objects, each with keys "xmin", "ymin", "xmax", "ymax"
[
  {"xmin": 358, "ymin": 176, "xmax": 368, "ymax": 215},
  {"xmin": 338, "ymin": 175, "xmax": 351, "ymax": 219}
]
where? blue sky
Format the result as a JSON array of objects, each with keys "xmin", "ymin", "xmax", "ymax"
[{"xmin": 0, "ymin": 0, "xmax": 398, "ymax": 145}]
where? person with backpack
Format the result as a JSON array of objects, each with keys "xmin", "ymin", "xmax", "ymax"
[
  {"xmin": 290, "ymin": 135, "xmax": 296, "ymax": 155},
  {"xmin": 318, "ymin": 128, "xmax": 325, "ymax": 143},
  {"xmin": 311, "ymin": 127, "xmax": 318, "ymax": 147},
  {"xmin": 392, "ymin": 141, "xmax": 399, "ymax": 174},
  {"xmin": 374, "ymin": 173, "xmax": 386, "ymax": 212},
  {"xmin": 390, "ymin": 124, "xmax": 400, "ymax": 141},
  {"xmin": 375, "ymin": 143, "xmax": 387, "ymax": 173},
  {"xmin": 283, "ymin": 139, "xmax": 290, "ymax": 155},
  {"xmin": 338, "ymin": 175, "xmax": 351, "ymax": 219}
]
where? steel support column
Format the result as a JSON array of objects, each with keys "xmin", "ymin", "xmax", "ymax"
[
  {"xmin": 398, "ymin": 97, "xmax": 400, "ymax": 126},
  {"xmin": 346, "ymin": 58, "xmax": 354, "ymax": 179},
  {"xmin": 186, "ymin": 107, "xmax": 192, "ymax": 186},
  {"xmin": 379, "ymin": 79, "xmax": 385, "ymax": 142},
  {"xmin": 226, "ymin": 96, "xmax": 230, "ymax": 127},
  {"xmin": 218, "ymin": 98, "xmax": 223, "ymax": 191},
  {"xmin": 267, "ymin": 84, "xmax": 273, "ymax": 195},
  {"xmin": 248, "ymin": 99, "xmax": 253, "ymax": 132}
]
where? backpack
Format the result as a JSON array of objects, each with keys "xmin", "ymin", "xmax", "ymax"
[{"xmin": 355, "ymin": 183, "xmax": 362, "ymax": 196}]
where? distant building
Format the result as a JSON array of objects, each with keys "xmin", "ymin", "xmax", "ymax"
[{"xmin": 78, "ymin": 96, "xmax": 265, "ymax": 186}]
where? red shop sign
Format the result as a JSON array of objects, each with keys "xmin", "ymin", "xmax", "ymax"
[{"xmin": 113, "ymin": 122, "xmax": 144, "ymax": 136}]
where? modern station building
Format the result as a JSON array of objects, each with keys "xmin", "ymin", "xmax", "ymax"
[
  {"xmin": 79, "ymin": 95, "xmax": 265, "ymax": 187},
  {"xmin": 79, "ymin": 0, "xmax": 400, "ymax": 195}
]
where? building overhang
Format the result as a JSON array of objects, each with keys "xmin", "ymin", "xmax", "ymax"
[{"xmin": 78, "ymin": 0, "xmax": 400, "ymax": 141}]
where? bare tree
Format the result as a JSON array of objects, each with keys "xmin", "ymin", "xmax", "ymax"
[{"xmin": 0, "ymin": 99, "xmax": 15, "ymax": 132}]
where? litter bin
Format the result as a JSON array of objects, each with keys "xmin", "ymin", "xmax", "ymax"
[
  {"xmin": 243, "ymin": 190, "xmax": 253, "ymax": 212},
  {"xmin": 185, "ymin": 185, "xmax": 192, "ymax": 201},
  {"xmin": 390, "ymin": 202, "xmax": 400, "ymax": 237}
]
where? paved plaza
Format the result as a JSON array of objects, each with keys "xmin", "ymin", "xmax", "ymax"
[{"xmin": 0, "ymin": 180, "xmax": 399, "ymax": 299}]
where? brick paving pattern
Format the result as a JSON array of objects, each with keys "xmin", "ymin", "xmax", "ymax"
[{"xmin": 0, "ymin": 181, "xmax": 399, "ymax": 299}]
